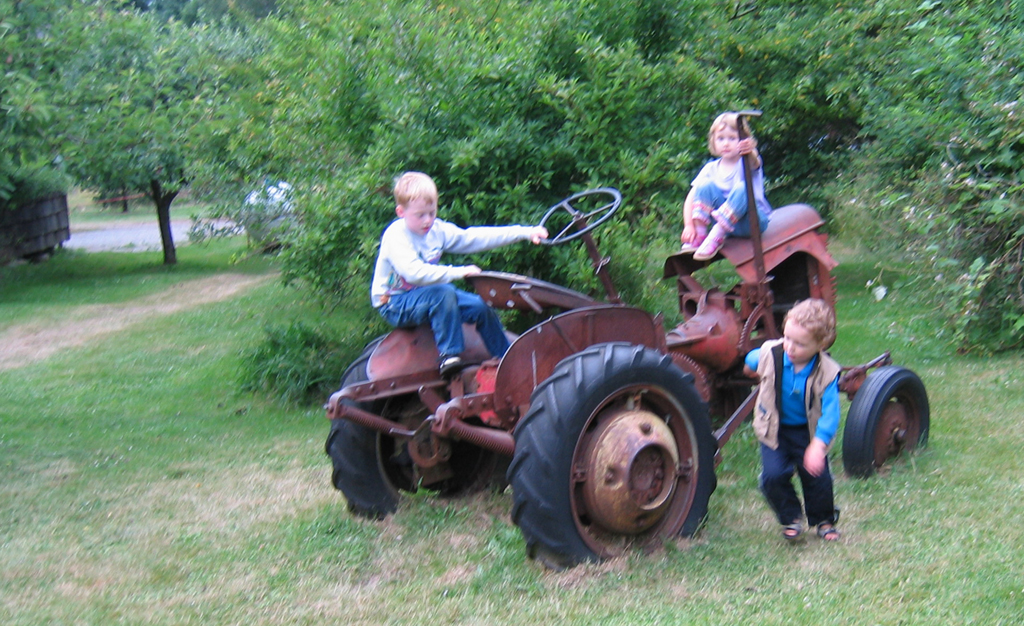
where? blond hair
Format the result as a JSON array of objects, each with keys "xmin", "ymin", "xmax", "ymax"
[
  {"xmin": 393, "ymin": 171, "xmax": 438, "ymax": 206},
  {"xmin": 707, "ymin": 112, "xmax": 754, "ymax": 156},
  {"xmin": 784, "ymin": 299, "xmax": 837, "ymax": 347}
]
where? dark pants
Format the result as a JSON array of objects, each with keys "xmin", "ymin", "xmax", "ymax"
[{"xmin": 759, "ymin": 425, "xmax": 837, "ymax": 528}]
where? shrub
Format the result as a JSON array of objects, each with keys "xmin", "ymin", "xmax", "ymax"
[
  {"xmin": 238, "ymin": 321, "xmax": 364, "ymax": 405},
  {"xmin": 229, "ymin": 0, "xmax": 1023, "ymax": 353},
  {"xmin": 1, "ymin": 165, "xmax": 70, "ymax": 210},
  {"xmin": 822, "ymin": 1, "xmax": 1024, "ymax": 352},
  {"xmin": 267, "ymin": 0, "xmax": 739, "ymax": 313}
]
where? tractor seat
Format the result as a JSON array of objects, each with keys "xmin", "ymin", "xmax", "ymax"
[
  {"xmin": 366, "ymin": 323, "xmax": 501, "ymax": 381},
  {"xmin": 663, "ymin": 204, "xmax": 834, "ymax": 282}
]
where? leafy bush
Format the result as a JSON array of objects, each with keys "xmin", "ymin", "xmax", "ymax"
[
  {"xmin": 115, "ymin": 0, "xmax": 1022, "ymax": 354},
  {"xmin": 819, "ymin": 1, "xmax": 1024, "ymax": 352},
  {"xmin": 238, "ymin": 321, "xmax": 364, "ymax": 405},
  {"xmin": 1, "ymin": 0, "xmax": 81, "ymax": 206},
  {"xmin": 255, "ymin": 0, "xmax": 741, "ymax": 317},
  {"xmin": 946, "ymin": 243, "xmax": 1024, "ymax": 353},
  {"xmin": 1, "ymin": 165, "xmax": 70, "ymax": 210}
]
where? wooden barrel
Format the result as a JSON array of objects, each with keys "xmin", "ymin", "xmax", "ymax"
[{"xmin": 0, "ymin": 193, "xmax": 70, "ymax": 260}]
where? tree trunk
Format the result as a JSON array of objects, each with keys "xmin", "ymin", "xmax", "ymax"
[{"xmin": 150, "ymin": 179, "xmax": 179, "ymax": 265}]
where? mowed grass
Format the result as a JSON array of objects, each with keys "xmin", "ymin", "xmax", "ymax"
[
  {"xmin": 65, "ymin": 188, "xmax": 210, "ymax": 227},
  {"xmin": 2, "ymin": 241, "xmax": 1023, "ymax": 625}
]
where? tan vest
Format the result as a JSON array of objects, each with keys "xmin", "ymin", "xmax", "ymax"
[{"xmin": 752, "ymin": 338, "xmax": 842, "ymax": 450}]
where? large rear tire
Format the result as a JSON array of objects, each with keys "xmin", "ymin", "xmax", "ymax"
[
  {"xmin": 374, "ymin": 398, "xmax": 500, "ymax": 500},
  {"xmin": 326, "ymin": 337, "xmax": 500, "ymax": 518},
  {"xmin": 507, "ymin": 343, "xmax": 717, "ymax": 569},
  {"xmin": 842, "ymin": 366, "xmax": 929, "ymax": 478},
  {"xmin": 325, "ymin": 338, "xmax": 400, "ymax": 519}
]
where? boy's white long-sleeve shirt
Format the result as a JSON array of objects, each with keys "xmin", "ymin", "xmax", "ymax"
[{"xmin": 371, "ymin": 218, "xmax": 535, "ymax": 308}]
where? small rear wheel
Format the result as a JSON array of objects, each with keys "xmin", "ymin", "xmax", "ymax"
[
  {"xmin": 842, "ymin": 366, "xmax": 929, "ymax": 478},
  {"xmin": 507, "ymin": 342, "xmax": 717, "ymax": 569}
]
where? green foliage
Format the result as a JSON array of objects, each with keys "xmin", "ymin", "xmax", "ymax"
[
  {"xmin": 238, "ymin": 321, "xmax": 358, "ymax": 405},
  {"xmin": 60, "ymin": 12, "xmax": 250, "ymax": 194},
  {"xmin": 0, "ymin": 0, "xmax": 82, "ymax": 204},
  {"xmin": 254, "ymin": 0, "xmax": 738, "ymax": 310},
  {"xmin": 945, "ymin": 244, "xmax": 1024, "ymax": 353},
  {"xmin": 685, "ymin": 1, "xmax": 868, "ymax": 210},
  {"xmin": 254, "ymin": 0, "xmax": 1024, "ymax": 354},
  {"xmin": 52, "ymin": 5, "xmax": 263, "ymax": 262},
  {"xmin": 147, "ymin": 0, "xmax": 279, "ymax": 25},
  {"xmin": 12, "ymin": 0, "xmax": 1023, "ymax": 351},
  {"xmin": 0, "ymin": 164, "xmax": 70, "ymax": 209},
  {"xmin": 818, "ymin": 0, "xmax": 1024, "ymax": 352}
]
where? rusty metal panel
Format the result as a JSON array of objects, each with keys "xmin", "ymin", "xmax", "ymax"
[
  {"xmin": 491, "ymin": 306, "xmax": 662, "ymax": 414},
  {"xmin": 468, "ymin": 272, "xmax": 597, "ymax": 312},
  {"xmin": 663, "ymin": 204, "xmax": 836, "ymax": 283},
  {"xmin": 367, "ymin": 324, "xmax": 494, "ymax": 380},
  {"xmin": 667, "ymin": 308, "xmax": 743, "ymax": 372},
  {"xmin": 726, "ymin": 205, "xmax": 836, "ymax": 285}
]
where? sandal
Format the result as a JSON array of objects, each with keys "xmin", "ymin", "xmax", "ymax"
[
  {"xmin": 817, "ymin": 523, "xmax": 841, "ymax": 541},
  {"xmin": 782, "ymin": 523, "xmax": 803, "ymax": 542}
]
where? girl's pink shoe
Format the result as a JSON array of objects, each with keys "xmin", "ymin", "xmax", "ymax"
[
  {"xmin": 693, "ymin": 223, "xmax": 726, "ymax": 261},
  {"xmin": 694, "ymin": 220, "xmax": 708, "ymax": 243},
  {"xmin": 681, "ymin": 221, "xmax": 709, "ymax": 253}
]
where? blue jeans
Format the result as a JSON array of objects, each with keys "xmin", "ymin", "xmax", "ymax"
[
  {"xmin": 691, "ymin": 183, "xmax": 770, "ymax": 237},
  {"xmin": 378, "ymin": 284, "xmax": 511, "ymax": 359},
  {"xmin": 759, "ymin": 425, "xmax": 837, "ymax": 527}
]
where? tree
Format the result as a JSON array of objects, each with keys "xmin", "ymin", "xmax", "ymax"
[
  {"xmin": 59, "ymin": 7, "xmax": 251, "ymax": 264},
  {"xmin": 148, "ymin": 0, "xmax": 279, "ymax": 25},
  {"xmin": 0, "ymin": 0, "xmax": 84, "ymax": 206},
  {"xmin": 238, "ymin": 0, "xmax": 735, "ymax": 314}
]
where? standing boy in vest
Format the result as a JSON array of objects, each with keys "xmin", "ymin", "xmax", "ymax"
[{"xmin": 743, "ymin": 299, "xmax": 842, "ymax": 542}]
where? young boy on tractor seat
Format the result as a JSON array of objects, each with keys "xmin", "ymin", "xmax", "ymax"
[{"xmin": 370, "ymin": 171, "xmax": 547, "ymax": 377}]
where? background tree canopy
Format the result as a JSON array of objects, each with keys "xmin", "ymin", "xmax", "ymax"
[{"xmin": 5, "ymin": 0, "xmax": 1023, "ymax": 352}]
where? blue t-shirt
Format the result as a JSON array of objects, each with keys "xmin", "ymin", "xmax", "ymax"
[{"xmin": 745, "ymin": 347, "xmax": 840, "ymax": 445}]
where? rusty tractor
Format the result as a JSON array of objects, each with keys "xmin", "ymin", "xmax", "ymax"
[{"xmin": 325, "ymin": 121, "xmax": 929, "ymax": 569}]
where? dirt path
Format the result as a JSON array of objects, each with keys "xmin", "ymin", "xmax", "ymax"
[{"xmin": 0, "ymin": 273, "xmax": 274, "ymax": 372}]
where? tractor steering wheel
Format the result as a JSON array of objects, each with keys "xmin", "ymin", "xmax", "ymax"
[{"xmin": 538, "ymin": 188, "xmax": 622, "ymax": 245}]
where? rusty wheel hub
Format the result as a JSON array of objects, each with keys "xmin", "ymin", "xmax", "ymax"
[
  {"xmin": 579, "ymin": 408, "xmax": 680, "ymax": 535},
  {"xmin": 873, "ymin": 401, "xmax": 913, "ymax": 468}
]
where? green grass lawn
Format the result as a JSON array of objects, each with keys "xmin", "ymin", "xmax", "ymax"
[{"xmin": 1, "ymin": 242, "xmax": 1022, "ymax": 625}]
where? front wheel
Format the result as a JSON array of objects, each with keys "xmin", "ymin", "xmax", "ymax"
[
  {"xmin": 842, "ymin": 366, "xmax": 929, "ymax": 478},
  {"xmin": 507, "ymin": 343, "xmax": 717, "ymax": 569}
]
